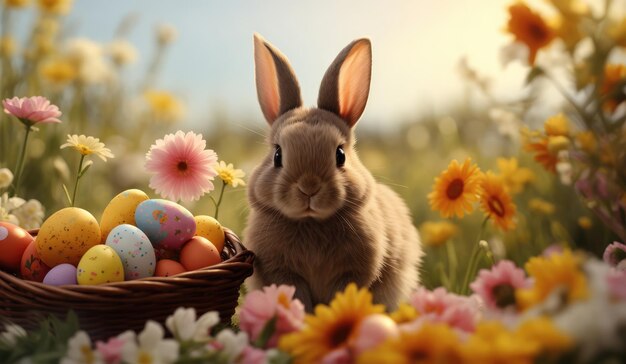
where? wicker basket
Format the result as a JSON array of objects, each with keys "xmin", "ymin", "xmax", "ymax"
[{"xmin": 0, "ymin": 228, "xmax": 254, "ymax": 341}]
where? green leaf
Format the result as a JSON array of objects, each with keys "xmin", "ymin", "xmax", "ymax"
[
  {"xmin": 78, "ymin": 161, "xmax": 92, "ymax": 178},
  {"xmin": 525, "ymin": 66, "xmax": 544, "ymax": 85},
  {"xmin": 62, "ymin": 184, "xmax": 72, "ymax": 206},
  {"xmin": 253, "ymin": 315, "xmax": 278, "ymax": 349}
]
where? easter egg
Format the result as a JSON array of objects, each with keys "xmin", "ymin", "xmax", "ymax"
[
  {"xmin": 154, "ymin": 259, "xmax": 186, "ymax": 277},
  {"xmin": 43, "ymin": 263, "xmax": 77, "ymax": 286},
  {"xmin": 100, "ymin": 189, "xmax": 149, "ymax": 242},
  {"xmin": 0, "ymin": 222, "xmax": 34, "ymax": 272},
  {"xmin": 179, "ymin": 236, "xmax": 222, "ymax": 271},
  {"xmin": 105, "ymin": 224, "xmax": 156, "ymax": 280},
  {"xmin": 77, "ymin": 245, "xmax": 124, "ymax": 285},
  {"xmin": 20, "ymin": 240, "xmax": 51, "ymax": 282},
  {"xmin": 36, "ymin": 207, "xmax": 101, "ymax": 267},
  {"xmin": 194, "ymin": 215, "xmax": 225, "ymax": 253},
  {"xmin": 134, "ymin": 199, "xmax": 196, "ymax": 250}
]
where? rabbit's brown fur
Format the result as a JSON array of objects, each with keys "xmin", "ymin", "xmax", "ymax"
[{"xmin": 244, "ymin": 34, "xmax": 422, "ymax": 311}]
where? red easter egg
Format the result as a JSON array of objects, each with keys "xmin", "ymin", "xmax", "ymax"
[
  {"xmin": 21, "ymin": 240, "xmax": 51, "ymax": 282},
  {"xmin": 154, "ymin": 259, "xmax": 186, "ymax": 277},
  {"xmin": 0, "ymin": 222, "xmax": 34, "ymax": 272},
  {"xmin": 179, "ymin": 236, "xmax": 222, "ymax": 271}
]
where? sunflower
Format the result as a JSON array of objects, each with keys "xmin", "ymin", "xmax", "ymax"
[
  {"xmin": 523, "ymin": 131, "xmax": 558, "ymax": 173},
  {"xmin": 479, "ymin": 172, "xmax": 517, "ymax": 231},
  {"xmin": 357, "ymin": 323, "xmax": 461, "ymax": 364},
  {"xmin": 460, "ymin": 321, "xmax": 539, "ymax": 363},
  {"xmin": 506, "ymin": 3, "xmax": 556, "ymax": 65},
  {"xmin": 428, "ymin": 159, "xmax": 482, "ymax": 218},
  {"xmin": 516, "ymin": 249, "xmax": 588, "ymax": 310},
  {"xmin": 279, "ymin": 283, "xmax": 384, "ymax": 363}
]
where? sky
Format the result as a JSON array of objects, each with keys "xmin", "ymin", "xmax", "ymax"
[{"xmin": 13, "ymin": 0, "xmax": 524, "ymax": 131}]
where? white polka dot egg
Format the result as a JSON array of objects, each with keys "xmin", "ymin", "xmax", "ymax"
[{"xmin": 105, "ymin": 224, "xmax": 156, "ymax": 280}]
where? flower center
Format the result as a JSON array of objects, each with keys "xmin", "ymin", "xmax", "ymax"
[
  {"xmin": 138, "ymin": 351, "xmax": 153, "ymax": 364},
  {"xmin": 528, "ymin": 22, "xmax": 548, "ymax": 42},
  {"xmin": 329, "ymin": 320, "xmax": 354, "ymax": 348},
  {"xmin": 177, "ymin": 161, "xmax": 188, "ymax": 174},
  {"xmin": 488, "ymin": 197, "xmax": 506, "ymax": 217},
  {"xmin": 277, "ymin": 292, "xmax": 290, "ymax": 309},
  {"xmin": 81, "ymin": 345, "xmax": 95, "ymax": 364},
  {"xmin": 446, "ymin": 179, "xmax": 464, "ymax": 200},
  {"xmin": 492, "ymin": 284, "xmax": 516, "ymax": 308},
  {"xmin": 77, "ymin": 144, "xmax": 92, "ymax": 155}
]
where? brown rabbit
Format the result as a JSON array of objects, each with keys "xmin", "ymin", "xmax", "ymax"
[{"xmin": 244, "ymin": 33, "xmax": 423, "ymax": 311}]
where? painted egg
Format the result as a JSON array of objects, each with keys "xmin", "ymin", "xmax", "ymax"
[
  {"xmin": 105, "ymin": 224, "xmax": 156, "ymax": 280},
  {"xmin": 180, "ymin": 236, "xmax": 222, "ymax": 271},
  {"xmin": 134, "ymin": 199, "xmax": 196, "ymax": 250},
  {"xmin": 100, "ymin": 189, "xmax": 149, "ymax": 242},
  {"xmin": 194, "ymin": 215, "xmax": 225, "ymax": 253},
  {"xmin": 20, "ymin": 240, "xmax": 51, "ymax": 282},
  {"xmin": 36, "ymin": 207, "xmax": 101, "ymax": 267},
  {"xmin": 154, "ymin": 259, "xmax": 186, "ymax": 277},
  {"xmin": 0, "ymin": 222, "xmax": 34, "ymax": 272},
  {"xmin": 77, "ymin": 245, "xmax": 124, "ymax": 285},
  {"xmin": 43, "ymin": 263, "xmax": 77, "ymax": 286}
]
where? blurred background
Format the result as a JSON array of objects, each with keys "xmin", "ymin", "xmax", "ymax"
[{"xmin": 1, "ymin": 0, "xmax": 625, "ymax": 289}]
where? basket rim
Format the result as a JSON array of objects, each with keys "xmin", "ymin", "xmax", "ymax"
[{"xmin": 0, "ymin": 227, "xmax": 254, "ymax": 296}]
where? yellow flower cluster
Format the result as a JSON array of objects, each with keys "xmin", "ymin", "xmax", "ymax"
[{"xmin": 428, "ymin": 158, "xmax": 533, "ymax": 231}]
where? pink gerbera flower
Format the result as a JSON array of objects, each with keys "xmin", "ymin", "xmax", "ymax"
[
  {"xmin": 145, "ymin": 130, "xmax": 218, "ymax": 202},
  {"xmin": 3, "ymin": 96, "xmax": 62, "ymax": 126},
  {"xmin": 603, "ymin": 242, "xmax": 626, "ymax": 270},
  {"xmin": 239, "ymin": 284, "xmax": 305, "ymax": 348},
  {"xmin": 470, "ymin": 260, "xmax": 530, "ymax": 310},
  {"xmin": 409, "ymin": 287, "xmax": 481, "ymax": 332}
]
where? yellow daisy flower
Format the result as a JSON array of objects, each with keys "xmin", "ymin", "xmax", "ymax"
[
  {"xmin": 528, "ymin": 198, "xmax": 555, "ymax": 215},
  {"xmin": 39, "ymin": 58, "xmax": 77, "ymax": 86},
  {"xmin": 419, "ymin": 221, "xmax": 458, "ymax": 247},
  {"xmin": 279, "ymin": 283, "xmax": 384, "ymax": 364},
  {"xmin": 389, "ymin": 302, "xmax": 419, "ymax": 324},
  {"xmin": 496, "ymin": 157, "xmax": 534, "ymax": 194},
  {"xmin": 144, "ymin": 90, "xmax": 185, "ymax": 123},
  {"xmin": 544, "ymin": 113, "xmax": 570, "ymax": 137},
  {"xmin": 428, "ymin": 158, "xmax": 482, "ymax": 218},
  {"xmin": 515, "ymin": 317, "xmax": 572, "ymax": 356},
  {"xmin": 60, "ymin": 135, "xmax": 114, "ymax": 162},
  {"xmin": 506, "ymin": 3, "xmax": 556, "ymax": 65},
  {"xmin": 215, "ymin": 161, "xmax": 246, "ymax": 187},
  {"xmin": 516, "ymin": 249, "xmax": 588, "ymax": 310},
  {"xmin": 479, "ymin": 172, "xmax": 517, "ymax": 231},
  {"xmin": 357, "ymin": 323, "xmax": 461, "ymax": 364},
  {"xmin": 460, "ymin": 321, "xmax": 539, "ymax": 363}
]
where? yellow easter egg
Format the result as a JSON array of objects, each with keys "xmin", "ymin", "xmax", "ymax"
[
  {"xmin": 100, "ymin": 189, "xmax": 150, "ymax": 242},
  {"xmin": 77, "ymin": 245, "xmax": 124, "ymax": 285},
  {"xmin": 194, "ymin": 215, "xmax": 225, "ymax": 253},
  {"xmin": 36, "ymin": 207, "xmax": 101, "ymax": 267}
]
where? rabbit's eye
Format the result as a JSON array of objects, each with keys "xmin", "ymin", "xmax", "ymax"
[
  {"xmin": 336, "ymin": 146, "xmax": 345, "ymax": 167},
  {"xmin": 274, "ymin": 145, "xmax": 282, "ymax": 168}
]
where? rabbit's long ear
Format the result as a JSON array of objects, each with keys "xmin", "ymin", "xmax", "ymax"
[
  {"xmin": 318, "ymin": 39, "xmax": 371, "ymax": 128},
  {"xmin": 254, "ymin": 33, "xmax": 302, "ymax": 125}
]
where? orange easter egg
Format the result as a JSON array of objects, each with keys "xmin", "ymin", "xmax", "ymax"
[
  {"xmin": 179, "ymin": 236, "xmax": 221, "ymax": 271},
  {"xmin": 154, "ymin": 259, "xmax": 186, "ymax": 277},
  {"xmin": 21, "ymin": 240, "xmax": 51, "ymax": 282},
  {"xmin": 0, "ymin": 222, "xmax": 34, "ymax": 272}
]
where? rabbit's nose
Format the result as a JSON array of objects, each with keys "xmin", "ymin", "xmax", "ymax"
[{"xmin": 297, "ymin": 176, "xmax": 322, "ymax": 197}]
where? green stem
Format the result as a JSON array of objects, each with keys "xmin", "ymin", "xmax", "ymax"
[
  {"xmin": 11, "ymin": 124, "xmax": 32, "ymax": 197},
  {"xmin": 461, "ymin": 216, "xmax": 489, "ymax": 295},
  {"xmin": 213, "ymin": 180, "xmax": 226, "ymax": 219},
  {"xmin": 445, "ymin": 239, "xmax": 459, "ymax": 292},
  {"xmin": 71, "ymin": 154, "xmax": 85, "ymax": 207}
]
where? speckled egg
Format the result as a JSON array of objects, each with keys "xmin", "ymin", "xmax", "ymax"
[
  {"xmin": 77, "ymin": 245, "xmax": 124, "ymax": 285},
  {"xmin": 0, "ymin": 221, "xmax": 34, "ymax": 272},
  {"xmin": 194, "ymin": 215, "xmax": 225, "ymax": 253},
  {"xmin": 105, "ymin": 224, "xmax": 156, "ymax": 280},
  {"xmin": 43, "ymin": 263, "xmax": 77, "ymax": 286},
  {"xmin": 36, "ymin": 207, "xmax": 101, "ymax": 267},
  {"xmin": 154, "ymin": 259, "xmax": 186, "ymax": 277},
  {"xmin": 20, "ymin": 240, "xmax": 51, "ymax": 282},
  {"xmin": 100, "ymin": 189, "xmax": 150, "ymax": 242},
  {"xmin": 135, "ymin": 199, "xmax": 196, "ymax": 250}
]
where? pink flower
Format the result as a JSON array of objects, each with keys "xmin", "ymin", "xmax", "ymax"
[
  {"xmin": 239, "ymin": 284, "xmax": 305, "ymax": 348},
  {"xmin": 409, "ymin": 287, "xmax": 481, "ymax": 332},
  {"xmin": 321, "ymin": 347, "xmax": 351, "ymax": 364},
  {"xmin": 470, "ymin": 260, "xmax": 530, "ymax": 310},
  {"xmin": 239, "ymin": 346, "xmax": 268, "ymax": 364},
  {"xmin": 3, "ymin": 96, "xmax": 62, "ymax": 126},
  {"xmin": 351, "ymin": 314, "xmax": 399, "ymax": 355},
  {"xmin": 96, "ymin": 337, "xmax": 125, "ymax": 364},
  {"xmin": 607, "ymin": 269, "xmax": 626, "ymax": 300},
  {"xmin": 145, "ymin": 130, "xmax": 218, "ymax": 202},
  {"xmin": 603, "ymin": 242, "xmax": 626, "ymax": 269}
]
